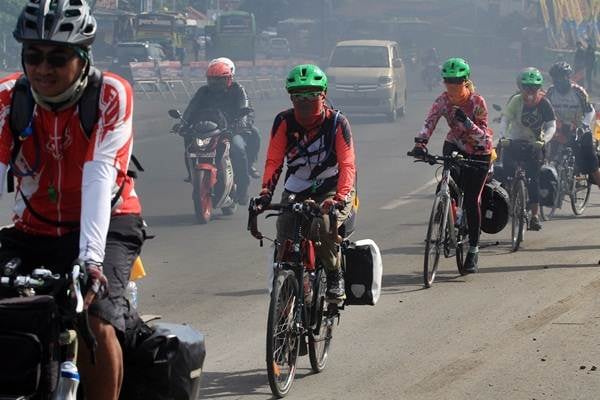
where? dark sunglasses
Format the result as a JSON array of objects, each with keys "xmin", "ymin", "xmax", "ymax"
[
  {"xmin": 23, "ymin": 51, "xmax": 77, "ymax": 68},
  {"xmin": 290, "ymin": 91, "xmax": 322, "ymax": 101},
  {"xmin": 443, "ymin": 77, "xmax": 467, "ymax": 84},
  {"xmin": 521, "ymin": 84, "xmax": 541, "ymax": 92}
]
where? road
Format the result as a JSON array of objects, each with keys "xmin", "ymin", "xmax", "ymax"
[{"xmin": 4, "ymin": 65, "xmax": 600, "ymax": 399}]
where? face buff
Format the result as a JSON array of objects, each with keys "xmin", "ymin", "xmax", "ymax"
[
  {"xmin": 445, "ymin": 82, "xmax": 470, "ymax": 105},
  {"xmin": 292, "ymin": 94, "xmax": 325, "ymax": 128}
]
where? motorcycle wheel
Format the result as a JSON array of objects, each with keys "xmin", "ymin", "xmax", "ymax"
[{"xmin": 193, "ymin": 170, "xmax": 212, "ymax": 224}]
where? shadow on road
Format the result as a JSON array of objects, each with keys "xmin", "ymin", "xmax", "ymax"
[
  {"xmin": 215, "ymin": 288, "xmax": 268, "ymax": 297},
  {"xmin": 518, "ymin": 244, "xmax": 600, "ymax": 252},
  {"xmin": 381, "ymin": 245, "xmax": 424, "ymax": 256},
  {"xmin": 381, "ymin": 272, "xmax": 466, "ymax": 293},
  {"xmin": 478, "ymin": 263, "xmax": 599, "ymax": 274},
  {"xmin": 200, "ymin": 368, "xmax": 270, "ymax": 399}
]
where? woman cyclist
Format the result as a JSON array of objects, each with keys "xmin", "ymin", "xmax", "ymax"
[
  {"xmin": 411, "ymin": 57, "xmax": 493, "ymax": 273},
  {"xmin": 498, "ymin": 68, "xmax": 556, "ymax": 231}
]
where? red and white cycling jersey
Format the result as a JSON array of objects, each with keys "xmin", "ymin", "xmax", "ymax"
[{"xmin": 0, "ymin": 71, "xmax": 141, "ymax": 261}]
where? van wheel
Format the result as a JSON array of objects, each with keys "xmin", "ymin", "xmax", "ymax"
[{"xmin": 398, "ymin": 91, "xmax": 407, "ymax": 117}]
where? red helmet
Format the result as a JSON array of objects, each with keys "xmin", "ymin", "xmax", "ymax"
[{"xmin": 206, "ymin": 60, "xmax": 234, "ymax": 78}]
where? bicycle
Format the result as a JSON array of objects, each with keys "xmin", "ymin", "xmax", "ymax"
[
  {"xmin": 499, "ymin": 139, "xmax": 540, "ymax": 252},
  {"xmin": 248, "ymin": 199, "xmax": 347, "ymax": 398},
  {"xmin": 408, "ymin": 151, "xmax": 489, "ymax": 288},
  {"xmin": 541, "ymin": 134, "xmax": 592, "ymax": 220}
]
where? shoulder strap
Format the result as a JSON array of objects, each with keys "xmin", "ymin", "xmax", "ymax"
[
  {"xmin": 9, "ymin": 75, "xmax": 35, "ymax": 142},
  {"xmin": 79, "ymin": 67, "xmax": 103, "ymax": 138}
]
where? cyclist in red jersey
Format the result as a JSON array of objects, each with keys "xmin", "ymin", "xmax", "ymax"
[{"xmin": 1, "ymin": 1, "xmax": 144, "ymax": 398}]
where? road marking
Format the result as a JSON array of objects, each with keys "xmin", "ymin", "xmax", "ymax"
[{"xmin": 380, "ymin": 178, "xmax": 437, "ymax": 210}]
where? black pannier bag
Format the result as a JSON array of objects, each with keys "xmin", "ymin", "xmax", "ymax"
[
  {"xmin": 121, "ymin": 322, "xmax": 206, "ymax": 400},
  {"xmin": 539, "ymin": 164, "xmax": 559, "ymax": 207},
  {"xmin": 480, "ymin": 179, "xmax": 510, "ymax": 234},
  {"xmin": 342, "ymin": 239, "xmax": 383, "ymax": 306},
  {"xmin": 0, "ymin": 295, "xmax": 60, "ymax": 397}
]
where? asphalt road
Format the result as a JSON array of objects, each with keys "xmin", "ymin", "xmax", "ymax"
[{"xmin": 3, "ymin": 65, "xmax": 600, "ymax": 399}]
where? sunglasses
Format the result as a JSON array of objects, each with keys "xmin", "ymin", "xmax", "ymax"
[
  {"xmin": 521, "ymin": 84, "xmax": 541, "ymax": 92},
  {"xmin": 443, "ymin": 77, "xmax": 466, "ymax": 84},
  {"xmin": 23, "ymin": 51, "xmax": 77, "ymax": 68},
  {"xmin": 290, "ymin": 91, "xmax": 322, "ymax": 101}
]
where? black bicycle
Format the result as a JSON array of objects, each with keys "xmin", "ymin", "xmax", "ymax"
[
  {"xmin": 541, "ymin": 137, "xmax": 592, "ymax": 219},
  {"xmin": 248, "ymin": 200, "xmax": 346, "ymax": 398},
  {"xmin": 408, "ymin": 151, "xmax": 489, "ymax": 287}
]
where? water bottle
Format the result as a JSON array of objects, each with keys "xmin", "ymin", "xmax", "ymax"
[
  {"xmin": 125, "ymin": 281, "xmax": 138, "ymax": 309},
  {"xmin": 303, "ymin": 272, "xmax": 314, "ymax": 305},
  {"xmin": 53, "ymin": 361, "xmax": 79, "ymax": 400},
  {"xmin": 455, "ymin": 206, "xmax": 463, "ymax": 226}
]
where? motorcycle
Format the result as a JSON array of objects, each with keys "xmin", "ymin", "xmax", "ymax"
[
  {"xmin": 169, "ymin": 108, "xmax": 249, "ymax": 224},
  {"xmin": 421, "ymin": 63, "xmax": 441, "ymax": 92}
]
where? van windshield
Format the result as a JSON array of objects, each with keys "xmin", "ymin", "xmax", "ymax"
[{"xmin": 330, "ymin": 46, "xmax": 389, "ymax": 68}]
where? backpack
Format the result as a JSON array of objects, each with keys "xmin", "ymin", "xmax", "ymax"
[{"xmin": 7, "ymin": 67, "xmax": 143, "ymax": 227}]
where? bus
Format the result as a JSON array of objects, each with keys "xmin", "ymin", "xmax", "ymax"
[
  {"xmin": 205, "ymin": 11, "xmax": 256, "ymax": 61},
  {"xmin": 135, "ymin": 12, "xmax": 186, "ymax": 61}
]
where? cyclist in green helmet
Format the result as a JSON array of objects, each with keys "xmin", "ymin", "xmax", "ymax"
[
  {"xmin": 498, "ymin": 67, "xmax": 556, "ymax": 230},
  {"xmin": 410, "ymin": 57, "xmax": 493, "ymax": 273},
  {"xmin": 252, "ymin": 64, "xmax": 357, "ymax": 300}
]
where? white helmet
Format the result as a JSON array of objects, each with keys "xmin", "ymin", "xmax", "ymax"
[{"xmin": 208, "ymin": 57, "xmax": 235, "ymax": 76}]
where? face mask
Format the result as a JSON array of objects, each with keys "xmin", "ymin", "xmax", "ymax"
[
  {"xmin": 292, "ymin": 95, "xmax": 325, "ymax": 128},
  {"xmin": 445, "ymin": 83, "xmax": 470, "ymax": 105}
]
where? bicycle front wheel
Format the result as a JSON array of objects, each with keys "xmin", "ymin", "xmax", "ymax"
[
  {"xmin": 308, "ymin": 268, "xmax": 332, "ymax": 373},
  {"xmin": 424, "ymin": 195, "xmax": 449, "ymax": 288},
  {"xmin": 570, "ymin": 173, "xmax": 591, "ymax": 215},
  {"xmin": 511, "ymin": 180, "xmax": 526, "ymax": 252},
  {"xmin": 267, "ymin": 270, "xmax": 300, "ymax": 398}
]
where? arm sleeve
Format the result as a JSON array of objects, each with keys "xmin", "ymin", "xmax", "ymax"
[
  {"xmin": 262, "ymin": 115, "xmax": 288, "ymax": 193},
  {"xmin": 335, "ymin": 117, "xmax": 356, "ymax": 200},
  {"xmin": 498, "ymin": 115, "xmax": 509, "ymax": 139},
  {"xmin": 81, "ymin": 79, "xmax": 134, "ymax": 263},
  {"xmin": 79, "ymin": 161, "xmax": 117, "ymax": 263},
  {"xmin": 466, "ymin": 96, "xmax": 490, "ymax": 142},
  {"xmin": 417, "ymin": 96, "xmax": 444, "ymax": 141},
  {"xmin": 500, "ymin": 97, "xmax": 518, "ymax": 139},
  {"xmin": 542, "ymin": 120, "xmax": 556, "ymax": 142}
]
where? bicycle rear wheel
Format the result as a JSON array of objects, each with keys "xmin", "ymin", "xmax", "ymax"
[
  {"xmin": 570, "ymin": 174, "xmax": 591, "ymax": 215},
  {"xmin": 308, "ymin": 268, "xmax": 332, "ymax": 373},
  {"xmin": 511, "ymin": 180, "xmax": 526, "ymax": 252},
  {"xmin": 424, "ymin": 195, "xmax": 449, "ymax": 288},
  {"xmin": 267, "ymin": 270, "xmax": 300, "ymax": 398}
]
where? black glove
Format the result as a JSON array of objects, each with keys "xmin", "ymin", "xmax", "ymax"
[
  {"xmin": 254, "ymin": 188, "xmax": 272, "ymax": 211},
  {"xmin": 454, "ymin": 108, "xmax": 474, "ymax": 129},
  {"xmin": 410, "ymin": 144, "xmax": 428, "ymax": 158}
]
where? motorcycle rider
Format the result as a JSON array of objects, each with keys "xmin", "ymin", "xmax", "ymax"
[
  {"xmin": 421, "ymin": 47, "xmax": 441, "ymax": 89},
  {"xmin": 411, "ymin": 57, "xmax": 493, "ymax": 273},
  {"xmin": 498, "ymin": 68, "xmax": 556, "ymax": 231},
  {"xmin": 545, "ymin": 61, "xmax": 600, "ymax": 187},
  {"xmin": 253, "ymin": 64, "xmax": 356, "ymax": 300},
  {"xmin": 181, "ymin": 57, "xmax": 261, "ymax": 205},
  {"xmin": 1, "ymin": 1, "xmax": 144, "ymax": 399}
]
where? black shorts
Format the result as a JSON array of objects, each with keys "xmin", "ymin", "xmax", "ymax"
[{"xmin": 0, "ymin": 214, "xmax": 145, "ymax": 339}]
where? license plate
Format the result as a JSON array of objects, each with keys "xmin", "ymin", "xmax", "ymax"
[{"xmin": 188, "ymin": 151, "xmax": 216, "ymax": 158}]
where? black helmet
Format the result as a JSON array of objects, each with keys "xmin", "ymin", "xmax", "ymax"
[
  {"xmin": 13, "ymin": 0, "xmax": 97, "ymax": 47},
  {"xmin": 549, "ymin": 61, "xmax": 572, "ymax": 80}
]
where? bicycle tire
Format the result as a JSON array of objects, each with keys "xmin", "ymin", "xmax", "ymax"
[
  {"xmin": 455, "ymin": 216, "xmax": 468, "ymax": 275},
  {"xmin": 511, "ymin": 179, "xmax": 526, "ymax": 252},
  {"xmin": 266, "ymin": 269, "xmax": 300, "ymax": 398},
  {"xmin": 424, "ymin": 195, "xmax": 449, "ymax": 288},
  {"xmin": 308, "ymin": 268, "xmax": 332, "ymax": 373},
  {"xmin": 570, "ymin": 174, "xmax": 591, "ymax": 215}
]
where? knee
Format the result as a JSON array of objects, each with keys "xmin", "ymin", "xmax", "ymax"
[{"xmin": 89, "ymin": 316, "xmax": 119, "ymax": 347}]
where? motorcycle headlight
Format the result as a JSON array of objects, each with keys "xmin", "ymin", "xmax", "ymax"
[{"xmin": 196, "ymin": 137, "xmax": 210, "ymax": 147}]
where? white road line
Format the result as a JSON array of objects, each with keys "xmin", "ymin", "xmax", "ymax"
[{"xmin": 380, "ymin": 178, "xmax": 437, "ymax": 210}]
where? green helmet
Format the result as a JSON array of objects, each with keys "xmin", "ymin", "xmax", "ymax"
[
  {"xmin": 441, "ymin": 57, "xmax": 470, "ymax": 79},
  {"xmin": 519, "ymin": 67, "xmax": 543, "ymax": 86},
  {"xmin": 286, "ymin": 64, "xmax": 328, "ymax": 92}
]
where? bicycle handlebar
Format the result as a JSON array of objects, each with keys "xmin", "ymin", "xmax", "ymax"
[
  {"xmin": 407, "ymin": 151, "xmax": 490, "ymax": 167},
  {"xmin": 247, "ymin": 200, "xmax": 340, "ymax": 243}
]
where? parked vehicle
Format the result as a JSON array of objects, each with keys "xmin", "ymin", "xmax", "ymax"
[
  {"xmin": 266, "ymin": 37, "xmax": 291, "ymax": 59},
  {"xmin": 326, "ymin": 40, "xmax": 407, "ymax": 122},
  {"xmin": 110, "ymin": 41, "xmax": 166, "ymax": 83}
]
